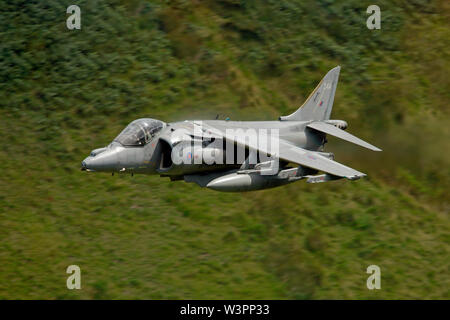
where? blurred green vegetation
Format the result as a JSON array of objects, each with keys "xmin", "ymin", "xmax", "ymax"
[{"xmin": 0, "ymin": 0, "xmax": 448, "ymax": 299}]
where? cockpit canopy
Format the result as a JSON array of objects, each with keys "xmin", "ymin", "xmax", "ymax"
[{"xmin": 114, "ymin": 118, "xmax": 165, "ymax": 146}]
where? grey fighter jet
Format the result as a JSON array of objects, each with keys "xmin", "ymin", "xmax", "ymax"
[{"xmin": 82, "ymin": 66, "xmax": 381, "ymax": 192}]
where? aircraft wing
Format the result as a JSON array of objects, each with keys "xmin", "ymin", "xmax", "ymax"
[
  {"xmin": 196, "ymin": 121, "xmax": 366, "ymax": 180},
  {"xmin": 276, "ymin": 140, "xmax": 366, "ymax": 179}
]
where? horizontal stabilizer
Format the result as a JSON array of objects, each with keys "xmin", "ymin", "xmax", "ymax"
[{"xmin": 307, "ymin": 121, "xmax": 382, "ymax": 151}]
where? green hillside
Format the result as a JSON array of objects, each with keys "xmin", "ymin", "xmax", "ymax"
[{"xmin": 0, "ymin": 0, "xmax": 448, "ymax": 299}]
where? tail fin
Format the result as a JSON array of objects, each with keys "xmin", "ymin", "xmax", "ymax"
[{"xmin": 279, "ymin": 66, "xmax": 340, "ymax": 121}]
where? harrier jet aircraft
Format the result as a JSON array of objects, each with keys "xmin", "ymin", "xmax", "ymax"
[{"xmin": 81, "ymin": 66, "xmax": 381, "ymax": 192}]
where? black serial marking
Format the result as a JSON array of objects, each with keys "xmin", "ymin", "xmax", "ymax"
[{"xmin": 314, "ymin": 91, "xmax": 320, "ymax": 102}]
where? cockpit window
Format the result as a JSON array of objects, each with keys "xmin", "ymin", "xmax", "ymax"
[{"xmin": 114, "ymin": 118, "xmax": 165, "ymax": 146}]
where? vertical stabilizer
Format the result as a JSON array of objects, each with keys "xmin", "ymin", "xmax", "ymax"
[{"xmin": 279, "ymin": 66, "xmax": 340, "ymax": 121}]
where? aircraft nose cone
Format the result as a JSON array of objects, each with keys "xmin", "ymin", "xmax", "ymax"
[
  {"xmin": 81, "ymin": 146, "xmax": 123, "ymax": 172},
  {"xmin": 81, "ymin": 157, "xmax": 96, "ymax": 171}
]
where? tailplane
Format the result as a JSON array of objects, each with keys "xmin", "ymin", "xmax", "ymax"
[{"xmin": 279, "ymin": 66, "xmax": 340, "ymax": 121}]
